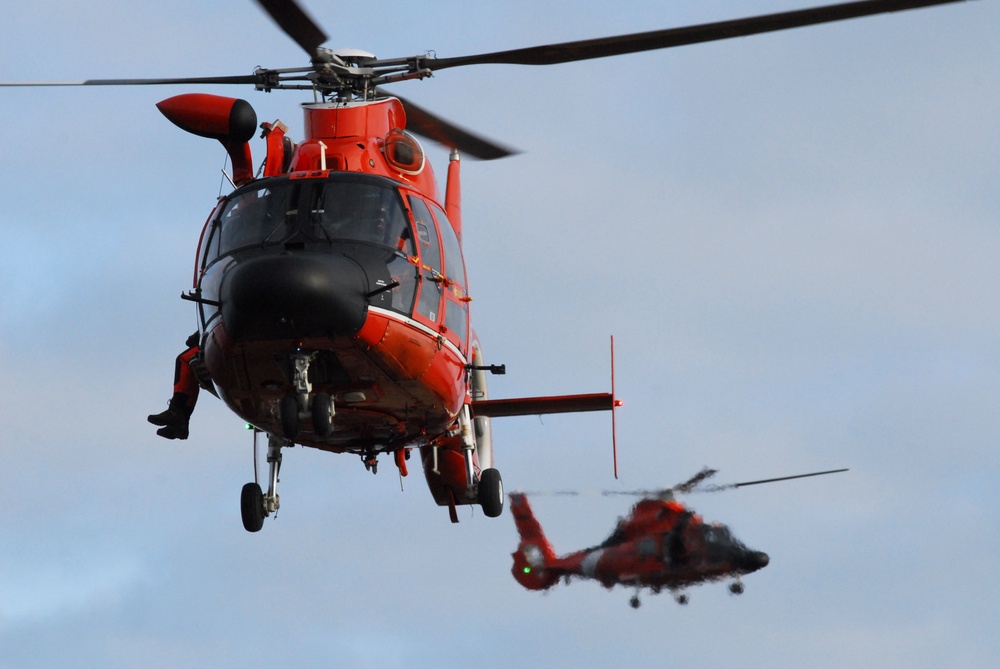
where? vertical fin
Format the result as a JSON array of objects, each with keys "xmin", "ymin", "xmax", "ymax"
[
  {"xmin": 611, "ymin": 335, "xmax": 620, "ymax": 479},
  {"xmin": 509, "ymin": 493, "xmax": 560, "ymax": 590}
]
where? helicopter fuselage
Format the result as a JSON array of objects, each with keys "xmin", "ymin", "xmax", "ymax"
[
  {"xmin": 510, "ymin": 493, "xmax": 769, "ymax": 604},
  {"xmin": 178, "ymin": 95, "xmax": 490, "ymax": 509}
]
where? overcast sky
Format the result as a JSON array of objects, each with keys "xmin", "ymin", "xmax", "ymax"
[{"xmin": 2, "ymin": 1, "xmax": 999, "ymax": 667}]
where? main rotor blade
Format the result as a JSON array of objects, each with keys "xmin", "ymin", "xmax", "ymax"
[
  {"xmin": 726, "ymin": 468, "xmax": 850, "ymax": 489},
  {"xmin": 0, "ymin": 75, "xmax": 262, "ymax": 87},
  {"xmin": 673, "ymin": 467, "xmax": 718, "ymax": 494},
  {"xmin": 255, "ymin": 0, "xmax": 328, "ymax": 56},
  {"xmin": 391, "ymin": 92, "xmax": 519, "ymax": 160},
  {"xmin": 424, "ymin": 0, "xmax": 965, "ymax": 71},
  {"xmin": 602, "ymin": 467, "xmax": 849, "ymax": 498}
]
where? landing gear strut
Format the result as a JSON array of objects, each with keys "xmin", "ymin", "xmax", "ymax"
[
  {"xmin": 241, "ymin": 432, "xmax": 290, "ymax": 533},
  {"xmin": 456, "ymin": 404, "xmax": 504, "ymax": 518}
]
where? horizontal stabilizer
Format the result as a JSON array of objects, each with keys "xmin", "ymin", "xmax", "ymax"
[
  {"xmin": 475, "ymin": 336, "xmax": 622, "ymax": 478},
  {"xmin": 471, "ymin": 392, "xmax": 615, "ymax": 418}
]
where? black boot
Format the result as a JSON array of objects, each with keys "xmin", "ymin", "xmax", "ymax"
[
  {"xmin": 155, "ymin": 423, "xmax": 190, "ymax": 440},
  {"xmin": 148, "ymin": 394, "xmax": 192, "ymax": 440}
]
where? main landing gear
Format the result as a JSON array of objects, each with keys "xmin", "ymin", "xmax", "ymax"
[
  {"xmin": 241, "ymin": 432, "xmax": 289, "ymax": 533},
  {"xmin": 478, "ymin": 467, "xmax": 503, "ymax": 518},
  {"xmin": 456, "ymin": 404, "xmax": 503, "ymax": 518},
  {"xmin": 629, "ymin": 591, "xmax": 688, "ymax": 608}
]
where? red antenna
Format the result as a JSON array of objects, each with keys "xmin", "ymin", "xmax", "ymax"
[{"xmin": 611, "ymin": 335, "xmax": 622, "ymax": 479}]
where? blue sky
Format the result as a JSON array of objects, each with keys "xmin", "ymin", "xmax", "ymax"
[{"xmin": 2, "ymin": 1, "xmax": 999, "ymax": 667}]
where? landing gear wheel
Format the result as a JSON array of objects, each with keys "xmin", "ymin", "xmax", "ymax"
[
  {"xmin": 729, "ymin": 581, "xmax": 744, "ymax": 595},
  {"xmin": 478, "ymin": 468, "xmax": 504, "ymax": 518},
  {"xmin": 280, "ymin": 395, "xmax": 300, "ymax": 440},
  {"xmin": 241, "ymin": 482, "xmax": 265, "ymax": 533},
  {"xmin": 675, "ymin": 593, "xmax": 689, "ymax": 605},
  {"xmin": 629, "ymin": 595, "xmax": 641, "ymax": 609},
  {"xmin": 312, "ymin": 392, "xmax": 333, "ymax": 437}
]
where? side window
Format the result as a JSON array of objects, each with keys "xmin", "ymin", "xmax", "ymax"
[
  {"xmin": 408, "ymin": 196, "xmax": 443, "ymax": 323},
  {"xmin": 444, "ymin": 299, "xmax": 468, "ymax": 348},
  {"xmin": 198, "ymin": 200, "xmax": 226, "ymax": 271},
  {"xmin": 431, "ymin": 205, "xmax": 468, "ymax": 348},
  {"xmin": 384, "ymin": 223, "xmax": 417, "ymax": 316},
  {"xmin": 432, "ymin": 205, "xmax": 466, "ymax": 289}
]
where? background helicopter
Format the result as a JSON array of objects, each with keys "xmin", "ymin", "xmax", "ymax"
[
  {"xmin": 3, "ymin": 1, "xmax": 998, "ymax": 666},
  {"xmin": 511, "ymin": 468, "xmax": 847, "ymax": 608}
]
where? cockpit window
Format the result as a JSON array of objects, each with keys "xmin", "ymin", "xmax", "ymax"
[
  {"xmin": 313, "ymin": 181, "xmax": 409, "ymax": 249},
  {"xmin": 208, "ymin": 174, "xmax": 409, "ymax": 260},
  {"xmin": 217, "ymin": 184, "xmax": 296, "ymax": 256},
  {"xmin": 702, "ymin": 524, "xmax": 746, "ymax": 562},
  {"xmin": 199, "ymin": 174, "xmax": 420, "ymax": 321}
]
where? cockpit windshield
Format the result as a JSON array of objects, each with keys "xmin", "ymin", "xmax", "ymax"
[
  {"xmin": 217, "ymin": 183, "xmax": 294, "ymax": 255},
  {"xmin": 312, "ymin": 180, "xmax": 409, "ymax": 248},
  {"xmin": 208, "ymin": 174, "xmax": 410, "ymax": 260},
  {"xmin": 701, "ymin": 524, "xmax": 748, "ymax": 561}
]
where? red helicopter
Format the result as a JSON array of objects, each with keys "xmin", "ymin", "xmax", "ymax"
[
  {"xmin": 1, "ymin": 0, "xmax": 965, "ymax": 531},
  {"xmin": 510, "ymin": 468, "xmax": 847, "ymax": 608}
]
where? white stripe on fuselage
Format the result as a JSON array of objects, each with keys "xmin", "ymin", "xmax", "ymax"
[
  {"xmin": 580, "ymin": 549, "xmax": 605, "ymax": 578},
  {"xmin": 368, "ymin": 306, "xmax": 467, "ymax": 363}
]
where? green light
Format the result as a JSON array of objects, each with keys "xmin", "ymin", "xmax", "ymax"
[{"xmin": 523, "ymin": 567, "xmax": 532, "ymax": 574}]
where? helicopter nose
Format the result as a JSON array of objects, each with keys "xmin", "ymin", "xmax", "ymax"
[
  {"xmin": 219, "ymin": 251, "xmax": 369, "ymax": 342},
  {"xmin": 746, "ymin": 551, "xmax": 770, "ymax": 572}
]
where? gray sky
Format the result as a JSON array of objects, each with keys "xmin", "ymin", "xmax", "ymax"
[{"xmin": 2, "ymin": 1, "xmax": 998, "ymax": 666}]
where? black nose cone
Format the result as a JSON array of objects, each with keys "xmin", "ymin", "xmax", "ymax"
[
  {"xmin": 219, "ymin": 252, "xmax": 368, "ymax": 341},
  {"xmin": 746, "ymin": 550, "xmax": 770, "ymax": 572}
]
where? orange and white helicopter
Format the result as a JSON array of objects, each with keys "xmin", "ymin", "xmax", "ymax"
[
  {"xmin": 511, "ymin": 468, "xmax": 847, "ymax": 608},
  {"xmin": 1, "ymin": 0, "xmax": 965, "ymax": 531}
]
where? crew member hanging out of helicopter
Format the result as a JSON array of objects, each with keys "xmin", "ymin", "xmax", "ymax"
[{"xmin": 147, "ymin": 332, "xmax": 200, "ymax": 440}]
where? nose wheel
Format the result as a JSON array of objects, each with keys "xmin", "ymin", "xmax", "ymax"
[
  {"xmin": 312, "ymin": 392, "xmax": 333, "ymax": 437},
  {"xmin": 362, "ymin": 450, "xmax": 379, "ymax": 474},
  {"xmin": 280, "ymin": 352, "xmax": 334, "ymax": 439}
]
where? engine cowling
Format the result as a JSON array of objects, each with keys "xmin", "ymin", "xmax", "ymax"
[{"xmin": 157, "ymin": 93, "xmax": 257, "ymax": 184}]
